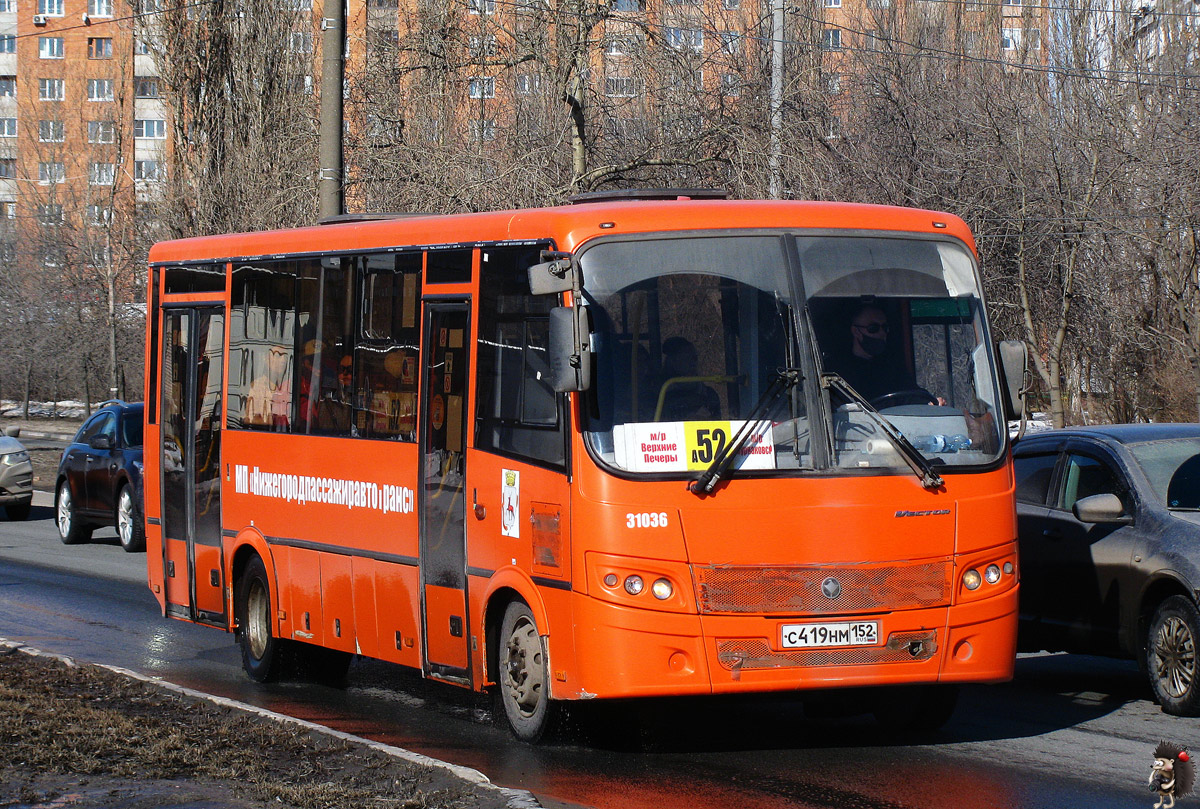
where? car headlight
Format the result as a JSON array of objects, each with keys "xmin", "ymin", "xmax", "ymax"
[{"xmin": 2, "ymin": 451, "xmax": 29, "ymax": 466}]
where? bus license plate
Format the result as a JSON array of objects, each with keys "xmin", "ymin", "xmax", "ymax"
[{"xmin": 780, "ymin": 621, "xmax": 878, "ymax": 649}]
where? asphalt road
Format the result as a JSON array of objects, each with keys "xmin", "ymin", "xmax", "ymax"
[{"xmin": 0, "ymin": 500, "xmax": 1181, "ymax": 809}]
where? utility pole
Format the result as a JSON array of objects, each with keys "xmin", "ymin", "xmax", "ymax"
[
  {"xmin": 768, "ymin": 0, "xmax": 785, "ymax": 199},
  {"xmin": 318, "ymin": 0, "xmax": 346, "ymax": 219}
]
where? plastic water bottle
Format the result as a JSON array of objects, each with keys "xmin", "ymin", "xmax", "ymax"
[
  {"xmin": 911, "ymin": 434, "xmax": 946, "ymax": 453},
  {"xmin": 945, "ymin": 434, "xmax": 972, "ymax": 451}
]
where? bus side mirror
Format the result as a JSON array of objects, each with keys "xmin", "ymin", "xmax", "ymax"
[
  {"xmin": 548, "ymin": 306, "xmax": 592, "ymax": 393},
  {"xmin": 528, "ymin": 253, "xmax": 575, "ymax": 296},
  {"xmin": 997, "ymin": 340, "xmax": 1028, "ymax": 421}
]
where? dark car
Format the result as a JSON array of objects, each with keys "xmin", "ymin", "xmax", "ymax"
[
  {"xmin": 55, "ymin": 401, "xmax": 145, "ymax": 552},
  {"xmin": 1014, "ymin": 423, "xmax": 1200, "ymax": 715}
]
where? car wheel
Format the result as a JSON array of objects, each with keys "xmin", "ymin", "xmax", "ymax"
[
  {"xmin": 236, "ymin": 555, "xmax": 288, "ymax": 683},
  {"xmin": 1146, "ymin": 595, "xmax": 1200, "ymax": 716},
  {"xmin": 116, "ymin": 484, "xmax": 145, "ymax": 553},
  {"xmin": 5, "ymin": 500, "xmax": 30, "ymax": 521},
  {"xmin": 497, "ymin": 601, "xmax": 557, "ymax": 742},
  {"xmin": 55, "ymin": 481, "xmax": 92, "ymax": 545}
]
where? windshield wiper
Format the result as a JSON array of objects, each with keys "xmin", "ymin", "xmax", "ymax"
[
  {"xmin": 689, "ymin": 368, "xmax": 802, "ymax": 497},
  {"xmin": 821, "ymin": 372, "xmax": 945, "ymax": 490}
]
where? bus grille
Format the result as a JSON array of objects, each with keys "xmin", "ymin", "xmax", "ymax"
[
  {"xmin": 693, "ymin": 561, "xmax": 951, "ymax": 615},
  {"xmin": 716, "ymin": 630, "xmax": 939, "ymax": 671}
]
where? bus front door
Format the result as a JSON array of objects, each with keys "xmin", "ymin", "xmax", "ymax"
[
  {"xmin": 159, "ymin": 305, "xmax": 226, "ymax": 628},
  {"xmin": 419, "ymin": 303, "xmax": 471, "ymax": 683}
]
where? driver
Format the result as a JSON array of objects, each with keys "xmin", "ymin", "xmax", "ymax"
[{"xmin": 833, "ymin": 304, "xmax": 920, "ymax": 403}]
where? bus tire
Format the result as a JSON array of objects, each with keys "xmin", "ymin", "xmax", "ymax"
[
  {"xmin": 56, "ymin": 480, "xmax": 92, "ymax": 545},
  {"xmin": 497, "ymin": 600, "xmax": 557, "ymax": 742},
  {"xmin": 236, "ymin": 555, "xmax": 287, "ymax": 683},
  {"xmin": 116, "ymin": 484, "xmax": 145, "ymax": 553},
  {"xmin": 872, "ymin": 685, "xmax": 958, "ymax": 734},
  {"xmin": 1145, "ymin": 596, "xmax": 1200, "ymax": 716}
]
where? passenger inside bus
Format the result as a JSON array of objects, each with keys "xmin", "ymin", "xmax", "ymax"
[
  {"xmin": 316, "ymin": 351, "xmax": 355, "ymax": 435},
  {"xmin": 657, "ymin": 336, "xmax": 722, "ymax": 422}
]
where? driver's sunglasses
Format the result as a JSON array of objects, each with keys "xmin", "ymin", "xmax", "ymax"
[{"xmin": 855, "ymin": 322, "xmax": 889, "ymax": 335}]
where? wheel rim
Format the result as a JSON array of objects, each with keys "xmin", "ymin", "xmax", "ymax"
[
  {"xmin": 246, "ymin": 579, "xmax": 271, "ymax": 661},
  {"xmin": 1153, "ymin": 615, "xmax": 1196, "ymax": 698},
  {"xmin": 57, "ymin": 485, "xmax": 72, "ymax": 536},
  {"xmin": 503, "ymin": 616, "xmax": 544, "ymax": 718},
  {"xmin": 117, "ymin": 490, "xmax": 133, "ymax": 545}
]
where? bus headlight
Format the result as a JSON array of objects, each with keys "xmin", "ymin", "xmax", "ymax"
[
  {"xmin": 984, "ymin": 564, "xmax": 1002, "ymax": 584},
  {"xmin": 651, "ymin": 578, "xmax": 673, "ymax": 600},
  {"xmin": 963, "ymin": 569, "xmax": 982, "ymax": 590},
  {"xmin": 624, "ymin": 575, "xmax": 644, "ymax": 595}
]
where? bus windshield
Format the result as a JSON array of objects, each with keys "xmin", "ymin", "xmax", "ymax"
[{"xmin": 579, "ymin": 232, "xmax": 1006, "ymax": 477}]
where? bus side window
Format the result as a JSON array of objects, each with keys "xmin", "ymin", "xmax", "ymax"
[
  {"xmin": 475, "ymin": 244, "xmax": 565, "ymax": 470},
  {"xmin": 356, "ymin": 251, "xmax": 421, "ymax": 442},
  {"xmin": 229, "ymin": 262, "xmax": 297, "ymax": 432}
]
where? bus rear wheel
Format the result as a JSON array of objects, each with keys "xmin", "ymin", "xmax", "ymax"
[
  {"xmin": 236, "ymin": 556, "xmax": 287, "ymax": 683},
  {"xmin": 498, "ymin": 601, "xmax": 556, "ymax": 742}
]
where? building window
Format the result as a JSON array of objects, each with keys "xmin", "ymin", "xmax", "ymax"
[
  {"xmin": 38, "ymin": 163, "xmax": 65, "ymax": 184},
  {"xmin": 0, "ymin": 201, "xmax": 14, "ymax": 219},
  {"xmin": 134, "ymin": 38, "xmax": 150, "ymax": 55},
  {"xmin": 823, "ymin": 72, "xmax": 841, "ymax": 93},
  {"xmin": 87, "ymin": 79, "xmax": 114, "ymax": 101},
  {"xmin": 38, "ymin": 204, "xmax": 63, "ymax": 224},
  {"xmin": 468, "ymin": 35, "xmax": 497, "ymax": 55},
  {"xmin": 0, "ymin": 77, "xmax": 14, "ymax": 97},
  {"xmin": 134, "ymin": 118, "xmax": 167, "ymax": 139},
  {"xmin": 0, "ymin": 159, "xmax": 14, "ymax": 179},
  {"xmin": 605, "ymin": 75, "xmax": 639, "ymax": 97},
  {"xmin": 87, "ymin": 37, "xmax": 113, "ymax": 59},
  {"xmin": 86, "ymin": 204, "xmax": 112, "ymax": 226},
  {"xmin": 89, "ymin": 162, "xmax": 115, "ymax": 185},
  {"xmin": 821, "ymin": 28, "xmax": 842, "ymax": 49},
  {"xmin": 468, "ymin": 0, "xmax": 497, "ymax": 13},
  {"xmin": 0, "ymin": 119, "xmax": 15, "ymax": 138},
  {"xmin": 38, "ymin": 119, "xmax": 64, "ymax": 142},
  {"xmin": 38, "ymin": 0, "xmax": 64, "ymax": 15},
  {"xmin": 288, "ymin": 0, "xmax": 314, "ymax": 8},
  {"xmin": 88, "ymin": 120, "xmax": 115, "ymax": 143},
  {"xmin": 665, "ymin": 27, "xmax": 703, "ymax": 51},
  {"xmin": 288, "ymin": 31, "xmax": 313, "ymax": 53},
  {"xmin": 38, "ymin": 78, "xmax": 64, "ymax": 101},
  {"xmin": 867, "ymin": 0, "xmax": 890, "ymax": 7},
  {"xmin": 38, "ymin": 37, "xmax": 64, "ymax": 59},
  {"xmin": 134, "ymin": 77, "xmax": 159, "ymax": 98},
  {"xmin": 720, "ymin": 72, "xmax": 740, "ymax": 96},
  {"xmin": 612, "ymin": 0, "xmax": 644, "ymax": 9},
  {"xmin": 515, "ymin": 73, "xmax": 540, "ymax": 95},
  {"xmin": 88, "ymin": 0, "xmax": 114, "ymax": 16},
  {"xmin": 0, "ymin": 0, "xmax": 13, "ymax": 11},
  {"xmin": 470, "ymin": 118, "xmax": 496, "ymax": 141},
  {"xmin": 1026, "ymin": 27, "xmax": 1042, "ymax": 48},
  {"xmin": 720, "ymin": 31, "xmax": 741, "ymax": 55},
  {"xmin": 134, "ymin": 159, "xmax": 161, "ymax": 180},
  {"xmin": 468, "ymin": 76, "xmax": 495, "ymax": 99},
  {"xmin": 825, "ymin": 0, "xmax": 842, "ymax": 7},
  {"xmin": 1001, "ymin": 27, "xmax": 1019, "ymax": 48},
  {"xmin": 0, "ymin": 35, "xmax": 14, "ymax": 54}
]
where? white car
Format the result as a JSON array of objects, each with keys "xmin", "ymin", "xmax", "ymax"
[{"xmin": 0, "ymin": 434, "xmax": 33, "ymax": 520}]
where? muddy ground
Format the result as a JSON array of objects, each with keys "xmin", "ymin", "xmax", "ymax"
[{"xmin": 0, "ymin": 647, "xmax": 518, "ymax": 809}]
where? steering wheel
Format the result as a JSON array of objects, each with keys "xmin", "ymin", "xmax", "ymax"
[{"xmin": 869, "ymin": 388, "xmax": 938, "ymax": 409}]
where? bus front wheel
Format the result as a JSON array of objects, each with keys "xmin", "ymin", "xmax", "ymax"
[
  {"xmin": 498, "ymin": 601, "xmax": 557, "ymax": 742},
  {"xmin": 236, "ymin": 555, "xmax": 287, "ymax": 683}
]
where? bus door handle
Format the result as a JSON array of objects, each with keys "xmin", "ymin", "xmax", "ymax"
[{"xmin": 473, "ymin": 488, "xmax": 486, "ymax": 520}]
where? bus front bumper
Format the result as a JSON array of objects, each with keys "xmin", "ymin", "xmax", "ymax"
[{"xmin": 564, "ymin": 585, "xmax": 1017, "ymax": 700}]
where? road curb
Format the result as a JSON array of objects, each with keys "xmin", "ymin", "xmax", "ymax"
[{"xmin": 0, "ymin": 638, "xmax": 542, "ymax": 809}]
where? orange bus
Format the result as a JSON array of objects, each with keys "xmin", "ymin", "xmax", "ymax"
[{"xmin": 144, "ymin": 190, "xmax": 1025, "ymax": 741}]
